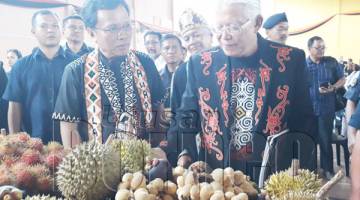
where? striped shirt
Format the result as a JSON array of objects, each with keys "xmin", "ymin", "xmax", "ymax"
[{"xmin": 306, "ymin": 57, "xmax": 344, "ymax": 116}]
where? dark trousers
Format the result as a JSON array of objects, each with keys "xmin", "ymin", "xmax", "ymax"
[{"xmin": 317, "ymin": 114, "xmax": 334, "ymax": 173}]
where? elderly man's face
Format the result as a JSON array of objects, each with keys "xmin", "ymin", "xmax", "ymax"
[
  {"xmin": 266, "ymin": 22, "xmax": 289, "ymax": 44},
  {"xmin": 182, "ymin": 27, "xmax": 212, "ymax": 55},
  {"xmin": 90, "ymin": 5, "xmax": 132, "ymax": 58},
  {"xmin": 215, "ymin": 4, "xmax": 260, "ymax": 57}
]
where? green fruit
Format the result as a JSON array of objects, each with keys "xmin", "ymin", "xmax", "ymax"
[
  {"xmin": 56, "ymin": 142, "xmax": 121, "ymax": 200},
  {"xmin": 112, "ymin": 139, "xmax": 151, "ymax": 175}
]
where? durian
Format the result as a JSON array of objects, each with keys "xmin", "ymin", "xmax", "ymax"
[
  {"xmin": 112, "ymin": 139, "xmax": 151, "ymax": 175},
  {"xmin": 56, "ymin": 141, "xmax": 121, "ymax": 200},
  {"xmin": 264, "ymin": 169, "xmax": 321, "ymax": 200},
  {"xmin": 24, "ymin": 195, "xmax": 62, "ymax": 200}
]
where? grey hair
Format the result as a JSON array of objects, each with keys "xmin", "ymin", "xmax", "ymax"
[{"xmin": 220, "ymin": 0, "xmax": 261, "ymax": 20}]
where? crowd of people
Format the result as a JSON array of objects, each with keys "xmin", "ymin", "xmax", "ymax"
[{"xmin": 0, "ymin": 0, "xmax": 359, "ymax": 199}]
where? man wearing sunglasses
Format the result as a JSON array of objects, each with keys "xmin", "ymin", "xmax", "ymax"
[
  {"xmin": 168, "ymin": 0, "xmax": 314, "ymax": 173},
  {"xmin": 53, "ymin": 0, "xmax": 166, "ymax": 148}
]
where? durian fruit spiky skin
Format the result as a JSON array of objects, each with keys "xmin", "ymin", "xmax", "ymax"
[
  {"xmin": 264, "ymin": 169, "xmax": 321, "ymax": 200},
  {"xmin": 112, "ymin": 139, "xmax": 151, "ymax": 175},
  {"xmin": 24, "ymin": 195, "xmax": 63, "ymax": 200},
  {"xmin": 56, "ymin": 142, "xmax": 121, "ymax": 200}
]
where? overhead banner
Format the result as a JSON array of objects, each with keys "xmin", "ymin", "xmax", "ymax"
[{"xmin": 0, "ymin": 0, "xmax": 70, "ymax": 8}]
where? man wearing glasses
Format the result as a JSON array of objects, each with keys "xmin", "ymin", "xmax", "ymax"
[
  {"xmin": 306, "ymin": 36, "xmax": 345, "ymax": 179},
  {"xmin": 62, "ymin": 15, "xmax": 93, "ymax": 57},
  {"xmin": 2, "ymin": 10, "xmax": 76, "ymax": 143},
  {"xmin": 169, "ymin": 0, "xmax": 314, "ymax": 172},
  {"xmin": 53, "ymin": 0, "xmax": 166, "ymax": 148}
]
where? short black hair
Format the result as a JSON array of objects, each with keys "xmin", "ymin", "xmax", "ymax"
[
  {"xmin": 7, "ymin": 49, "xmax": 22, "ymax": 59},
  {"xmin": 81, "ymin": 0, "xmax": 130, "ymax": 29},
  {"xmin": 63, "ymin": 15, "xmax": 84, "ymax": 27},
  {"xmin": 144, "ymin": 31, "xmax": 162, "ymax": 42},
  {"xmin": 161, "ymin": 34, "xmax": 182, "ymax": 47},
  {"xmin": 307, "ymin": 36, "xmax": 323, "ymax": 48},
  {"xmin": 31, "ymin": 10, "xmax": 59, "ymax": 28}
]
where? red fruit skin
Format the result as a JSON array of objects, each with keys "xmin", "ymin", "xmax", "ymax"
[
  {"xmin": 37, "ymin": 176, "xmax": 54, "ymax": 193},
  {"xmin": 15, "ymin": 170, "xmax": 36, "ymax": 190},
  {"xmin": 17, "ymin": 133, "xmax": 30, "ymax": 142},
  {"xmin": 0, "ymin": 173, "xmax": 13, "ymax": 185},
  {"xmin": 28, "ymin": 138, "xmax": 44, "ymax": 152},
  {"xmin": 21, "ymin": 150, "xmax": 41, "ymax": 165},
  {"xmin": 45, "ymin": 154, "xmax": 62, "ymax": 170}
]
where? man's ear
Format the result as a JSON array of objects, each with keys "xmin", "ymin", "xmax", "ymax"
[
  {"xmin": 254, "ymin": 15, "xmax": 263, "ymax": 32},
  {"xmin": 87, "ymin": 27, "xmax": 97, "ymax": 43}
]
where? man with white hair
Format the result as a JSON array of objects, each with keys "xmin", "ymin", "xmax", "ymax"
[{"xmin": 167, "ymin": 0, "xmax": 314, "ymax": 173}]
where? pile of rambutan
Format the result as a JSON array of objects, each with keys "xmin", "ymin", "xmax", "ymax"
[{"xmin": 0, "ymin": 133, "xmax": 66, "ymax": 195}]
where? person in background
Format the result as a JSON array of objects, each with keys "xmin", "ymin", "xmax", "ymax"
[
  {"xmin": 144, "ymin": 31, "xmax": 166, "ymax": 71},
  {"xmin": 0, "ymin": 63, "xmax": 8, "ymax": 131},
  {"xmin": 53, "ymin": 0, "xmax": 166, "ymax": 148},
  {"xmin": 162, "ymin": 9, "xmax": 213, "ymax": 165},
  {"xmin": 2, "ymin": 10, "xmax": 76, "ymax": 143},
  {"xmin": 159, "ymin": 34, "xmax": 184, "ymax": 108},
  {"xmin": 305, "ymin": 36, "xmax": 345, "ymax": 179},
  {"xmin": 63, "ymin": 15, "xmax": 93, "ymax": 57},
  {"xmin": 3, "ymin": 49, "xmax": 22, "ymax": 77},
  {"xmin": 263, "ymin": 12, "xmax": 289, "ymax": 44},
  {"xmin": 346, "ymin": 96, "xmax": 360, "ymax": 200}
]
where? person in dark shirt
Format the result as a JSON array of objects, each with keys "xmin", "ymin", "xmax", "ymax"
[
  {"xmin": 63, "ymin": 15, "xmax": 93, "ymax": 57},
  {"xmin": 167, "ymin": 0, "xmax": 314, "ymax": 172},
  {"xmin": 2, "ymin": 10, "xmax": 76, "ymax": 143},
  {"xmin": 305, "ymin": 36, "xmax": 345, "ymax": 179},
  {"xmin": 159, "ymin": 34, "xmax": 184, "ymax": 108},
  {"xmin": 0, "ymin": 62, "xmax": 8, "ymax": 131},
  {"xmin": 163, "ymin": 9, "xmax": 213, "ymax": 165},
  {"xmin": 53, "ymin": 0, "xmax": 166, "ymax": 148},
  {"xmin": 263, "ymin": 12, "xmax": 289, "ymax": 44}
]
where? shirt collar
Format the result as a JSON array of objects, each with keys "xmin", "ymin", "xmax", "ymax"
[
  {"xmin": 32, "ymin": 46, "xmax": 66, "ymax": 60},
  {"xmin": 65, "ymin": 42, "xmax": 90, "ymax": 55}
]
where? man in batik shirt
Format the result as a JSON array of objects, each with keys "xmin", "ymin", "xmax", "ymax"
[
  {"xmin": 53, "ymin": 0, "xmax": 165, "ymax": 148},
  {"xmin": 168, "ymin": 0, "xmax": 314, "ymax": 172}
]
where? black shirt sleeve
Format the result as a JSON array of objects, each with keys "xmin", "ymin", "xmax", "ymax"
[{"xmin": 53, "ymin": 58, "xmax": 84, "ymax": 123}]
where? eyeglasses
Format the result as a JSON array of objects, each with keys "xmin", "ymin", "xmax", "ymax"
[
  {"xmin": 38, "ymin": 23, "xmax": 60, "ymax": 30},
  {"xmin": 213, "ymin": 20, "xmax": 251, "ymax": 35},
  {"xmin": 95, "ymin": 22, "xmax": 132, "ymax": 34},
  {"xmin": 312, "ymin": 46, "xmax": 326, "ymax": 51},
  {"xmin": 66, "ymin": 25, "xmax": 84, "ymax": 31}
]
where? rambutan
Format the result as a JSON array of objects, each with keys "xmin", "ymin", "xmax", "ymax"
[
  {"xmin": 28, "ymin": 138, "xmax": 44, "ymax": 152},
  {"xmin": 10, "ymin": 162, "xmax": 28, "ymax": 174},
  {"xmin": 29, "ymin": 164, "xmax": 50, "ymax": 177},
  {"xmin": 0, "ymin": 173, "xmax": 13, "ymax": 185},
  {"xmin": 0, "ymin": 141, "xmax": 17, "ymax": 156},
  {"xmin": 1, "ymin": 155, "xmax": 18, "ymax": 167},
  {"xmin": 16, "ymin": 132, "xmax": 31, "ymax": 142},
  {"xmin": 45, "ymin": 154, "xmax": 62, "ymax": 170},
  {"xmin": 21, "ymin": 150, "xmax": 41, "ymax": 165},
  {"xmin": 37, "ymin": 175, "xmax": 54, "ymax": 193},
  {"xmin": 45, "ymin": 141, "xmax": 63, "ymax": 153},
  {"xmin": 15, "ymin": 169, "xmax": 36, "ymax": 190}
]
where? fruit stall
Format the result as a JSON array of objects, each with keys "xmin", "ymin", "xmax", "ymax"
[{"xmin": 0, "ymin": 132, "xmax": 344, "ymax": 200}]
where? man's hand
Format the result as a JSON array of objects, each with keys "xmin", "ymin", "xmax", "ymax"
[
  {"xmin": 319, "ymin": 85, "xmax": 335, "ymax": 94},
  {"xmin": 177, "ymin": 155, "xmax": 192, "ymax": 168}
]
